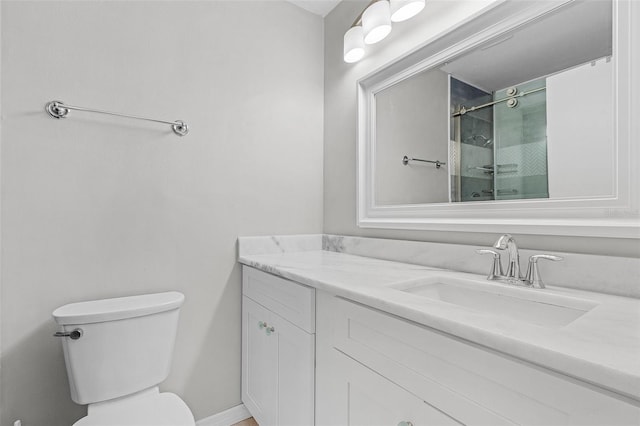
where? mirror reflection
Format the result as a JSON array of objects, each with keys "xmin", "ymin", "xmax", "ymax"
[{"xmin": 374, "ymin": 0, "xmax": 613, "ymax": 205}]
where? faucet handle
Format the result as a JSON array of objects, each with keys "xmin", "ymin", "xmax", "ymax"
[
  {"xmin": 525, "ymin": 254, "xmax": 564, "ymax": 289},
  {"xmin": 476, "ymin": 249, "xmax": 504, "ymax": 280}
]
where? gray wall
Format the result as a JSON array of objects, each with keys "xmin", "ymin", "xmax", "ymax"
[
  {"xmin": 0, "ymin": 1, "xmax": 323, "ymax": 425},
  {"xmin": 323, "ymin": 0, "xmax": 640, "ymax": 257},
  {"xmin": 547, "ymin": 58, "xmax": 615, "ymax": 199},
  {"xmin": 375, "ymin": 69, "xmax": 449, "ymax": 205}
]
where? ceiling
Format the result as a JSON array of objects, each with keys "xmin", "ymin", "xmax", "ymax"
[
  {"xmin": 286, "ymin": 0, "xmax": 341, "ymax": 17},
  {"xmin": 440, "ymin": 0, "xmax": 612, "ymax": 92}
]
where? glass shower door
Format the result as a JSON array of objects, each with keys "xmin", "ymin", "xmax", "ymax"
[
  {"xmin": 450, "ymin": 77, "xmax": 494, "ymax": 202},
  {"xmin": 493, "ymin": 79, "xmax": 549, "ymax": 200}
]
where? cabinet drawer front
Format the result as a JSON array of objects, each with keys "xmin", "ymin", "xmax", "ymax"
[
  {"xmin": 337, "ymin": 351, "xmax": 463, "ymax": 426},
  {"xmin": 332, "ymin": 297, "xmax": 640, "ymax": 426},
  {"xmin": 243, "ymin": 266, "xmax": 315, "ymax": 333}
]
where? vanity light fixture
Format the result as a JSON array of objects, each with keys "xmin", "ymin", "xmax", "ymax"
[
  {"xmin": 362, "ymin": 0, "xmax": 392, "ymax": 44},
  {"xmin": 343, "ymin": 0, "xmax": 426, "ymax": 63},
  {"xmin": 390, "ymin": 0, "xmax": 425, "ymax": 22},
  {"xmin": 344, "ymin": 26, "xmax": 365, "ymax": 63}
]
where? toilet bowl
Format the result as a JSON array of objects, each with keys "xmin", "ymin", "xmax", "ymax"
[
  {"xmin": 53, "ymin": 292, "xmax": 195, "ymax": 426},
  {"xmin": 73, "ymin": 387, "xmax": 194, "ymax": 426}
]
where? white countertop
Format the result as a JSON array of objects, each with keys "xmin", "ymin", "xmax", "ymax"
[{"xmin": 238, "ymin": 249, "xmax": 640, "ymax": 402}]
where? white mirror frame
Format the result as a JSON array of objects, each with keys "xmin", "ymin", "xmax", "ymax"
[{"xmin": 357, "ymin": 0, "xmax": 639, "ymax": 238}]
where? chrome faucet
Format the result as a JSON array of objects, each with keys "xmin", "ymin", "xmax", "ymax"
[
  {"xmin": 524, "ymin": 254, "xmax": 564, "ymax": 288},
  {"xmin": 493, "ymin": 234, "xmax": 521, "ymax": 280},
  {"xmin": 477, "ymin": 234, "xmax": 564, "ymax": 288}
]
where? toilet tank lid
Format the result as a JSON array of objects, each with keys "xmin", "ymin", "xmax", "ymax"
[{"xmin": 53, "ymin": 291, "xmax": 185, "ymax": 325}]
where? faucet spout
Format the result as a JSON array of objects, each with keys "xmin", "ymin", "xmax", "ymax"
[{"xmin": 493, "ymin": 234, "xmax": 521, "ymax": 280}]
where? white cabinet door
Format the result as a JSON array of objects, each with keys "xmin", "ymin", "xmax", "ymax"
[
  {"xmin": 334, "ymin": 351, "xmax": 463, "ymax": 426},
  {"xmin": 272, "ymin": 312, "xmax": 315, "ymax": 426},
  {"xmin": 242, "ymin": 296, "xmax": 278, "ymax": 426},
  {"xmin": 242, "ymin": 294, "xmax": 315, "ymax": 426}
]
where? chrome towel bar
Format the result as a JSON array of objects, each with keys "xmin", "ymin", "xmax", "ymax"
[
  {"xmin": 402, "ymin": 155, "xmax": 446, "ymax": 169},
  {"xmin": 45, "ymin": 100, "xmax": 189, "ymax": 136}
]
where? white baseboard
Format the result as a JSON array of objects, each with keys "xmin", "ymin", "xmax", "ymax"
[{"xmin": 196, "ymin": 404, "xmax": 252, "ymax": 426}]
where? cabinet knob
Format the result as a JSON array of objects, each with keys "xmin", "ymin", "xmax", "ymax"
[
  {"xmin": 397, "ymin": 422, "xmax": 413, "ymax": 426},
  {"xmin": 258, "ymin": 321, "xmax": 267, "ymax": 330},
  {"xmin": 266, "ymin": 326, "xmax": 275, "ymax": 336}
]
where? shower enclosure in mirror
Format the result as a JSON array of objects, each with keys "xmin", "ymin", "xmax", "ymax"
[
  {"xmin": 358, "ymin": 0, "xmax": 638, "ymax": 237},
  {"xmin": 451, "ymin": 77, "xmax": 549, "ymax": 202},
  {"xmin": 374, "ymin": 0, "xmax": 612, "ymax": 205}
]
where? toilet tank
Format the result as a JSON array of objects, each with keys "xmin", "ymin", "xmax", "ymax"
[{"xmin": 53, "ymin": 292, "xmax": 185, "ymax": 405}]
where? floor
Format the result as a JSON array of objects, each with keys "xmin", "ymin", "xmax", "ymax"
[{"xmin": 231, "ymin": 418, "xmax": 258, "ymax": 426}]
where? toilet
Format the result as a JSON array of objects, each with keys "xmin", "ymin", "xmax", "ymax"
[{"xmin": 52, "ymin": 291, "xmax": 195, "ymax": 426}]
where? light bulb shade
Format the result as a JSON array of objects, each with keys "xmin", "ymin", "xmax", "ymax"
[
  {"xmin": 390, "ymin": 0, "xmax": 425, "ymax": 22},
  {"xmin": 344, "ymin": 26, "xmax": 365, "ymax": 63},
  {"xmin": 362, "ymin": 0, "xmax": 392, "ymax": 45}
]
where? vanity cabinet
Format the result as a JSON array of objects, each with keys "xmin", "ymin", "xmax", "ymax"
[
  {"xmin": 241, "ymin": 267, "xmax": 315, "ymax": 426},
  {"xmin": 241, "ymin": 265, "xmax": 640, "ymax": 426},
  {"xmin": 316, "ymin": 292, "xmax": 640, "ymax": 426}
]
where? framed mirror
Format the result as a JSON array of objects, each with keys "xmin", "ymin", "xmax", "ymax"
[{"xmin": 357, "ymin": 0, "xmax": 638, "ymax": 238}]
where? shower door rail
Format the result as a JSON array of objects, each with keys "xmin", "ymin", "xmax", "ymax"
[{"xmin": 452, "ymin": 87, "xmax": 546, "ymax": 117}]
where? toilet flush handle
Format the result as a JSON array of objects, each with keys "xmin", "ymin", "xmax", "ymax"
[{"xmin": 54, "ymin": 328, "xmax": 83, "ymax": 340}]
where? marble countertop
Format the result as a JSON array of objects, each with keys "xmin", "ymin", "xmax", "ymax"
[{"xmin": 238, "ymin": 249, "xmax": 640, "ymax": 402}]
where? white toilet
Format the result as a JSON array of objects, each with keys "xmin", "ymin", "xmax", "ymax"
[{"xmin": 52, "ymin": 291, "xmax": 195, "ymax": 426}]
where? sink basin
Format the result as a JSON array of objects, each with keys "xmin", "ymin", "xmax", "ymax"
[{"xmin": 389, "ymin": 275, "xmax": 598, "ymax": 327}]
